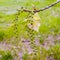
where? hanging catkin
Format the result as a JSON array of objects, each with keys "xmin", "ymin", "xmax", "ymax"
[
  {"xmin": 12, "ymin": 10, "xmax": 21, "ymax": 45},
  {"xmin": 25, "ymin": 12, "xmax": 41, "ymax": 54}
]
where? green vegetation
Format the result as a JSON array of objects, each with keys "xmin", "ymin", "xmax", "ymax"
[
  {"xmin": 0, "ymin": 0, "xmax": 60, "ymax": 60},
  {"xmin": 0, "ymin": 50, "xmax": 13, "ymax": 60}
]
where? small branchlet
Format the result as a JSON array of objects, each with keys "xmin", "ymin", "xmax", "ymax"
[{"xmin": 17, "ymin": 1, "xmax": 60, "ymax": 13}]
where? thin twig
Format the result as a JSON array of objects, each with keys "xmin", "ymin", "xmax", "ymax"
[{"xmin": 21, "ymin": 1, "xmax": 60, "ymax": 13}]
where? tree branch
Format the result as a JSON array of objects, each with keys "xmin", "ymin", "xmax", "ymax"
[{"xmin": 21, "ymin": 1, "xmax": 60, "ymax": 13}]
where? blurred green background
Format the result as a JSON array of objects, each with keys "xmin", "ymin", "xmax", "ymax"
[{"xmin": 0, "ymin": 0, "xmax": 60, "ymax": 60}]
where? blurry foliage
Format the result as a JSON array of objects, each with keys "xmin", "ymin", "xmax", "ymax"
[
  {"xmin": 22, "ymin": 45, "xmax": 60, "ymax": 60},
  {"xmin": 48, "ymin": 44, "xmax": 60, "ymax": 60},
  {"xmin": 0, "ymin": 50, "xmax": 13, "ymax": 60},
  {"xmin": 0, "ymin": 0, "xmax": 60, "ymax": 60},
  {"xmin": 0, "ymin": 30, "xmax": 5, "ymax": 41}
]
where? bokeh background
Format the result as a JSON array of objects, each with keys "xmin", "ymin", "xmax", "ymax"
[{"xmin": 0, "ymin": 0, "xmax": 60, "ymax": 60}]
